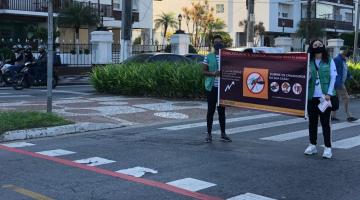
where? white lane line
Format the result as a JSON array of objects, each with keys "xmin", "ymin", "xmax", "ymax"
[
  {"xmin": 166, "ymin": 178, "xmax": 216, "ymax": 192},
  {"xmin": 116, "ymin": 167, "xmax": 158, "ymax": 178},
  {"xmin": 333, "ymin": 135, "xmax": 360, "ymax": 149},
  {"xmin": 228, "ymin": 193, "xmax": 277, "ymax": 200},
  {"xmin": 0, "ymin": 93, "xmax": 11, "ymax": 95},
  {"xmin": 41, "ymin": 90, "xmax": 90, "ymax": 95},
  {"xmin": 261, "ymin": 121, "xmax": 360, "ymax": 142},
  {"xmin": 1, "ymin": 142, "xmax": 35, "ymax": 148},
  {"xmin": 36, "ymin": 149, "xmax": 76, "ymax": 157},
  {"xmin": 160, "ymin": 113, "xmax": 280, "ymax": 131},
  {"xmin": 73, "ymin": 157, "xmax": 116, "ymax": 166},
  {"xmin": 0, "ymin": 95, "xmax": 32, "ymax": 98},
  {"xmin": 213, "ymin": 118, "xmax": 305, "ymax": 135}
]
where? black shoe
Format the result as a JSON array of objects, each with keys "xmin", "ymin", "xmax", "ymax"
[
  {"xmin": 205, "ymin": 135, "xmax": 212, "ymax": 143},
  {"xmin": 347, "ymin": 117, "xmax": 358, "ymax": 122},
  {"xmin": 331, "ymin": 117, "xmax": 340, "ymax": 122},
  {"xmin": 220, "ymin": 134, "xmax": 232, "ymax": 142}
]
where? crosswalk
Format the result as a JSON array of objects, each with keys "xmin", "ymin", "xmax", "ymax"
[
  {"xmin": 1, "ymin": 142, "xmax": 277, "ymax": 200},
  {"xmin": 160, "ymin": 113, "xmax": 360, "ymax": 150}
]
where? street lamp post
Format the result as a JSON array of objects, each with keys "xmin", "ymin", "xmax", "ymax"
[
  {"xmin": 175, "ymin": 14, "xmax": 184, "ymax": 34},
  {"xmin": 282, "ymin": 20, "xmax": 285, "ymax": 35}
]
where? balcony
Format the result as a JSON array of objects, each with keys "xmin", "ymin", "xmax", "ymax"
[
  {"xmin": 0, "ymin": 0, "xmax": 113, "ymax": 18},
  {"xmin": 317, "ymin": 0, "xmax": 354, "ymax": 6},
  {"xmin": 301, "ymin": 18, "xmax": 353, "ymax": 31},
  {"xmin": 278, "ymin": 18, "xmax": 294, "ymax": 28}
]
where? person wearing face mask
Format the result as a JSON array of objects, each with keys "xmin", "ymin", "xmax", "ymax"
[
  {"xmin": 202, "ymin": 35, "xmax": 232, "ymax": 143},
  {"xmin": 304, "ymin": 40, "xmax": 337, "ymax": 159},
  {"xmin": 331, "ymin": 47, "xmax": 359, "ymax": 122}
]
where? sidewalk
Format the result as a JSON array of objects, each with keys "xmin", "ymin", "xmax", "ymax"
[{"xmin": 58, "ymin": 75, "xmax": 90, "ymax": 85}]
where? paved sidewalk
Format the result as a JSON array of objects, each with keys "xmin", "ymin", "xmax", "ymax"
[{"xmin": 0, "ymin": 94, "xmax": 244, "ymax": 127}]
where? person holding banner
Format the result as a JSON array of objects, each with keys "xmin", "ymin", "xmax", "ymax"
[
  {"xmin": 202, "ymin": 35, "xmax": 232, "ymax": 143},
  {"xmin": 304, "ymin": 40, "xmax": 338, "ymax": 159}
]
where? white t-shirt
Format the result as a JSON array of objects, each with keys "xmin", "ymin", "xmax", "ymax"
[
  {"xmin": 203, "ymin": 55, "xmax": 220, "ymax": 87},
  {"xmin": 313, "ymin": 59, "xmax": 337, "ymax": 97}
]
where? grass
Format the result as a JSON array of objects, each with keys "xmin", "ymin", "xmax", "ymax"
[{"xmin": 0, "ymin": 111, "xmax": 73, "ymax": 135}]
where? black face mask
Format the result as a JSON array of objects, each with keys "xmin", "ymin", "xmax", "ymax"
[
  {"xmin": 214, "ymin": 42, "xmax": 224, "ymax": 51},
  {"xmin": 312, "ymin": 47, "xmax": 325, "ymax": 54}
]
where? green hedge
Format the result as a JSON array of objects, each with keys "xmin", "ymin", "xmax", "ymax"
[
  {"xmin": 347, "ymin": 62, "xmax": 360, "ymax": 94},
  {"xmin": 90, "ymin": 62, "xmax": 205, "ymax": 98}
]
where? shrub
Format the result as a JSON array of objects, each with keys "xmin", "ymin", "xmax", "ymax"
[
  {"xmin": 347, "ymin": 62, "xmax": 360, "ymax": 94},
  {"xmin": 90, "ymin": 62, "xmax": 205, "ymax": 98},
  {"xmin": 0, "ymin": 47, "xmax": 15, "ymax": 61}
]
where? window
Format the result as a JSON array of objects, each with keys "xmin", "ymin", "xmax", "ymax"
[
  {"xmin": 216, "ymin": 4, "xmax": 224, "ymax": 13},
  {"xmin": 278, "ymin": 3, "xmax": 292, "ymax": 19},
  {"xmin": 345, "ymin": 13, "xmax": 352, "ymax": 22}
]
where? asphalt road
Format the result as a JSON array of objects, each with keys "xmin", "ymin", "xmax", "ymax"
[{"xmin": 1, "ymin": 98, "xmax": 360, "ymax": 200}]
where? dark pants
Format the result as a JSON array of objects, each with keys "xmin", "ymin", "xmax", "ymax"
[
  {"xmin": 308, "ymin": 98, "xmax": 332, "ymax": 147},
  {"xmin": 206, "ymin": 87, "xmax": 225, "ymax": 135}
]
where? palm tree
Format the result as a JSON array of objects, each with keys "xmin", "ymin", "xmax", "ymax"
[
  {"xmin": 154, "ymin": 12, "xmax": 178, "ymax": 45},
  {"xmin": 57, "ymin": 2, "xmax": 99, "ymax": 46},
  {"xmin": 205, "ymin": 19, "xmax": 226, "ymax": 48}
]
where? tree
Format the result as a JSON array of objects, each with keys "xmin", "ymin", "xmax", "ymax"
[
  {"xmin": 154, "ymin": 12, "xmax": 178, "ymax": 45},
  {"xmin": 57, "ymin": 2, "xmax": 99, "ymax": 45},
  {"xmin": 204, "ymin": 19, "xmax": 226, "ymax": 48},
  {"xmin": 254, "ymin": 22, "xmax": 265, "ymax": 46},
  {"xmin": 296, "ymin": 20, "xmax": 325, "ymax": 42},
  {"xmin": 340, "ymin": 32, "xmax": 360, "ymax": 48}
]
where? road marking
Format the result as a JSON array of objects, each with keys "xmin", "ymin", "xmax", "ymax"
[
  {"xmin": 213, "ymin": 118, "xmax": 305, "ymax": 135},
  {"xmin": 167, "ymin": 178, "xmax": 216, "ymax": 192},
  {"xmin": 333, "ymin": 135, "xmax": 360, "ymax": 149},
  {"xmin": 0, "ymin": 95, "xmax": 32, "ymax": 98},
  {"xmin": 36, "ymin": 149, "xmax": 76, "ymax": 157},
  {"xmin": 160, "ymin": 113, "xmax": 280, "ymax": 131},
  {"xmin": 261, "ymin": 121, "xmax": 360, "ymax": 142},
  {"xmin": 227, "ymin": 193, "xmax": 276, "ymax": 200},
  {"xmin": 73, "ymin": 157, "xmax": 116, "ymax": 166},
  {"xmin": 0, "ymin": 93, "xmax": 11, "ymax": 95},
  {"xmin": 41, "ymin": 90, "xmax": 90, "ymax": 95},
  {"xmin": 2, "ymin": 142, "xmax": 35, "ymax": 148},
  {"xmin": 2, "ymin": 184, "xmax": 54, "ymax": 200},
  {"xmin": 116, "ymin": 167, "xmax": 158, "ymax": 178},
  {"xmin": 0, "ymin": 145, "xmax": 222, "ymax": 200}
]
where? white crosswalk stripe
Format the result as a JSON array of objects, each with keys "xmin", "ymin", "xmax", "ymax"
[
  {"xmin": 166, "ymin": 178, "xmax": 216, "ymax": 192},
  {"xmin": 227, "ymin": 193, "xmax": 277, "ymax": 200},
  {"xmin": 159, "ymin": 113, "xmax": 280, "ymax": 131},
  {"xmin": 261, "ymin": 121, "xmax": 360, "ymax": 142},
  {"xmin": 332, "ymin": 135, "xmax": 360, "ymax": 149},
  {"xmin": 1, "ymin": 142, "xmax": 35, "ymax": 148},
  {"xmin": 116, "ymin": 167, "xmax": 158, "ymax": 177},
  {"xmin": 36, "ymin": 149, "xmax": 76, "ymax": 157},
  {"xmin": 213, "ymin": 118, "xmax": 305, "ymax": 135},
  {"xmin": 73, "ymin": 157, "xmax": 116, "ymax": 166}
]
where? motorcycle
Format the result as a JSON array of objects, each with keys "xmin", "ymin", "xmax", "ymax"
[
  {"xmin": 0, "ymin": 60, "xmax": 21, "ymax": 86},
  {"xmin": 12, "ymin": 62, "xmax": 58, "ymax": 90}
]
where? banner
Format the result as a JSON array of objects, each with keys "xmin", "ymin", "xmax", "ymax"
[{"xmin": 219, "ymin": 49, "xmax": 309, "ymax": 117}]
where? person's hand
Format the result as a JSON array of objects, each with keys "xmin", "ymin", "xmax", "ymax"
[
  {"xmin": 325, "ymin": 95, "xmax": 331, "ymax": 101},
  {"xmin": 213, "ymin": 71, "xmax": 220, "ymax": 77}
]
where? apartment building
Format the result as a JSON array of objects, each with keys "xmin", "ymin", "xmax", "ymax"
[
  {"xmin": 153, "ymin": 0, "xmax": 242, "ymax": 46},
  {"xmin": 0, "ymin": 0, "xmax": 153, "ymax": 44},
  {"xmin": 236, "ymin": 0, "xmax": 355, "ymax": 48}
]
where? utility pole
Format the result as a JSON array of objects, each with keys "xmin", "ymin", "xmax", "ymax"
[
  {"xmin": 120, "ymin": 0, "xmax": 132, "ymax": 62},
  {"xmin": 354, "ymin": 1, "xmax": 359, "ymax": 61},
  {"xmin": 306, "ymin": 0, "xmax": 312, "ymax": 45},
  {"xmin": 47, "ymin": 0, "xmax": 54, "ymax": 113},
  {"xmin": 246, "ymin": 0, "xmax": 254, "ymax": 47}
]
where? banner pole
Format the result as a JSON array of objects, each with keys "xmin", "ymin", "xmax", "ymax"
[
  {"xmin": 217, "ymin": 49, "xmax": 221, "ymax": 107},
  {"xmin": 304, "ymin": 53, "xmax": 310, "ymax": 119}
]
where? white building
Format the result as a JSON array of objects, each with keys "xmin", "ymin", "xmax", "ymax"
[
  {"xmin": 0, "ymin": 0, "xmax": 154, "ymax": 44},
  {"xmin": 236, "ymin": 0, "xmax": 355, "ymax": 49}
]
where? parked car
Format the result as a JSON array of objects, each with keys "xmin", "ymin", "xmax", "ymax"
[
  {"xmin": 122, "ymin": 53, "xmax": 191, "ymax": 64},
  {"xmin": 185, "ymin": 54, "xmax": 205, "ymax": 63},
  {"xmin": 228, "ymin": 47, "xmax": 285, "ymax": 53}
]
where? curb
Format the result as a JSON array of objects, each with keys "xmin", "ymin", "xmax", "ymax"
[{"xmin": 0, "ymin": 122, "xmax": 127, "ymax": 142}]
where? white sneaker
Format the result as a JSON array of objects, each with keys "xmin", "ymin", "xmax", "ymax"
[
  {"xmin": 322, "ymin": 147, "xmax": 332, "ymax": 159},
  {"xmin": 304, "ymin": 144, "xmax": 317, "ymax": 155}
]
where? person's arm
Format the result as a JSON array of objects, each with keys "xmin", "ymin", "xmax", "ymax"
[
  {"xmin": 202, "ymin": 55, "xmax": 219, "ymax": 77},
  {"xmin": 327, "ymin": 59, "xmax": 338, "ymax": 98}
]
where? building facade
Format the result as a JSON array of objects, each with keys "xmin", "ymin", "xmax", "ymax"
[
  {"xmin": 0, "ymin": 0, "xmax": 153, "ymax": 45},
  {"xmin": 236, "ymin": 0, "xmax": 355, "ymax": 49}
]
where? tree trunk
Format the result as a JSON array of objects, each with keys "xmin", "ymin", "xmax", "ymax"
[
  {"xmin": 163, "ymin": 24, "xmax": 168, "ymax": 45},
  {"xmin": 75, "ymin": 28, "xmax": 80, "ymax": 54}
]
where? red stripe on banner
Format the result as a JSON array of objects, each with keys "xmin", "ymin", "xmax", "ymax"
[{"xmin": 0, "ymin": 145, "xmax": 223, "ymax": 200}]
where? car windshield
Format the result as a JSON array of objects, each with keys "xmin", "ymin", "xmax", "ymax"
[{"xmin": 123, "ymin": 54, "xmax": 153, "ymax": 63}]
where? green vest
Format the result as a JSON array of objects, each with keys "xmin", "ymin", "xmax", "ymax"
[
  {"xmin": 204, "ymin": 53, "xmax": 218, "ymax": 91},
  {"xmin": 308, "ymin": 60, "xmax": 335, "ymax": 100}
]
